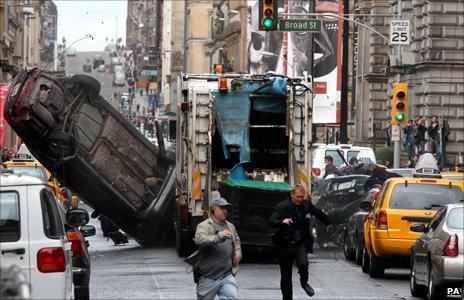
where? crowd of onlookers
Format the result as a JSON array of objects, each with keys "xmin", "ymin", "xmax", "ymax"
[{"xmin": 385, "ymin": 115, "xmax": 451, "ymax": 168}]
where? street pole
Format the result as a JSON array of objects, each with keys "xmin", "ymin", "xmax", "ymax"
[
  {"xmin": 339, "ymin": 0, "xmax": 349, "ymax": 144},
  {"xmin": 393, "ymin": 0, "xmax": 402, "ymax": 168}
]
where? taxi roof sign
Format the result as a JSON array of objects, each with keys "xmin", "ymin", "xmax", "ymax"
[{"xmin": 413, "ymin": 153, "xmax": 441, "ymax": 178}]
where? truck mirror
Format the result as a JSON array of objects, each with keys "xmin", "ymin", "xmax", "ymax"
[{"xmin": 66, "ymin": 209, "xmax": 89, "ymax": 228}]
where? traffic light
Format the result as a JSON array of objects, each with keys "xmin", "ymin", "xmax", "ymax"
[
  {"xmin": 391, "ymin": 82, "xmax": 408, "ymax": 125},
  {"xmin": 259, "ymin": 0, "xmax": 278, "ymax": 31}
]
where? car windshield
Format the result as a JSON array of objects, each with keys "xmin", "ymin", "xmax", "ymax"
[
  {"xmin": 10, "ymin": 166, "xmax": 47, "ymax": 182},
  {"xmin": 447, "ymin": 207, "xmax": 464, "ymax": 229},
  {"xmin": 389, "ymin": 184, "xmax": 463, "ymax": 209}
]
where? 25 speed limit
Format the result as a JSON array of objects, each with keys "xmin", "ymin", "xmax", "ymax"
[{"xmin": 390, "ymin": 19, "xmax": 410, "ymax": 45}]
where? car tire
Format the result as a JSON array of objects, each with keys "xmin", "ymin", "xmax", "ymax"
[
  {"xmin": 74, "ymin": 285, "xmax": 89, "ymax": 300},
  {"xmin": 361, "ymin": 246, "xmax": 370, "ymax": 273},
  {"xmin": 354, "ymin": 237, "xmax": 363, "ymax": 265},
  {"xmin": 42, "ymin": 131, "xmax": 77, "ymax": 158},
  {"xmin": 68, "ymin": 74, "xmax": 101, "ymax": 96},
  {"xmin": 343, "ymin": 234, "xmax": 355, "ymax": 261},
  {"xmin": 410, "ymin": 257, "xmax": 427, "ymax": 297},
  {"xmin": 368, "ymin": 252, "xmax": 384, "ymax": 278},
  {"xmin": 427, "ymin": 264, "xmax": 444, "ymax": 300}
]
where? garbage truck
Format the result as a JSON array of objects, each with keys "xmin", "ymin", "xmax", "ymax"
[
  {"xmin": 174, "ymin": 73, "xmax": 313, "ymax": 256},
  {"xmin": 4, "ymin": 67, "xmax": 176, "ymax": 245}
]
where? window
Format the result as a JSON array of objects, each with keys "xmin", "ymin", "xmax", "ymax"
[
  {"xmin": 428, "ymin": 207, "xmax": 446, "ymax": 232},
  {"xmin": 388, "ymin": 184, "xmax": 463, "ymax": 210},
  {"xmin": 10, "ymin": 166, "xmax": 47, "ymax": 182},
  {"xmin": 0, "ymin": 192, "xmax": 20, "ymax": 242},
  {"xmin": 447, "ymin": 207, "xmax": 464, "ymax": 229},
  {"xmin": 40, "ymin": 189, "xmax": 64, "ymax": 239},
  {"xmin": 347, "ymin": 150, "xmax": 360, "ymax": 163},
  {"xmin": 325, "ymin": 150, "xmax": 345, "ymax": 167}
]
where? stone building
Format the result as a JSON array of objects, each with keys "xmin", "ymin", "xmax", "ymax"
[{"xmin": 352, "ymin": 0, "xmax": 464, "ymax": 165}]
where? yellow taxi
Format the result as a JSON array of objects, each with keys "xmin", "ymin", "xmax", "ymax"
[
  {"xmin": 3, "ymin": 146, "xmax": 78, "ymax": 208},
  {"xmin": 363, "ymin": 154, "xmax": 464, "ymax": 278}
]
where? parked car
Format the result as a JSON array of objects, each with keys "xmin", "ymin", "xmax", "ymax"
[
  {"xmin": 410, "ymin": 203, "xmax": 463, "ymax": 299},
  {"xmin": 0, "ymin": 173, "xmax": 74, "ymax": 299},
  {"xmin": 311, "ymin": 144, "xmax": 377, "ymax": 178},
  {"xmin": 66, "ymin": 48, "xmax": 76, "ymax": 57},
  {"xmin": 342, "ymin": 187, "xmax": 380, "ymax": 265},
  {"xmin": 113, "ymin": 72, "xmax": 125, "ymax": 86},
  {"xmin": 4, "ymin": 67, "xmax": 175, "ymax": 245},
  {"xmin": 56, "ymin": 203, "xmax": 96, "ymax": 300},
  {"xmin": 363, "ymin": 154, "xmax": 463, "ymax": 278}
]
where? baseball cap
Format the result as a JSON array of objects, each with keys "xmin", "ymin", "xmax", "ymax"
[{"xmin": 208, "ymin": 197, "xmax": 231, "ymax": 209}]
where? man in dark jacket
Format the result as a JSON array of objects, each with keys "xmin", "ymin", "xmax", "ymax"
[
  {"xmin": 323, "ymin": 155, "xmax": 338, "ymax": 178},
  {"xmin": 268, "ymin": 184, "xmax": 331, "ymax": 299}
]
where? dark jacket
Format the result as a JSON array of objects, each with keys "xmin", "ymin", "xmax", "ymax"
[
  {"xmin": 268, "ymin": 199, "xmax": 331, "ymax": 251},
  {"xmin": 324, "ymin": 165, "xmax": 338, "ymax": 178},
  {"xmin": 428, "ymin": 123, "xmax": 439, "ymax": 140}
]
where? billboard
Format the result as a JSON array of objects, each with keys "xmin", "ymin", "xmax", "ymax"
[{"xmin": 247, "ymin": 0, "xmax": 344, "ymax": 124}]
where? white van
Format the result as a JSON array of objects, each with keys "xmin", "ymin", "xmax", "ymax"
[
  {"xmin": 0, "ymin": 173, "xmax": 74, "ymax": 299},
  {"xmin": 312, "ymin": 144, "xmax": 376, "ymax": 178}
]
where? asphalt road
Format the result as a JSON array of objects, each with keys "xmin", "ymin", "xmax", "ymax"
[
  {"xmin": 84, "ymin": 212, "xmax": 419, "ymax": 300},
  {"xmin": 65, "ymin": 51, "xmax": 126, "ymax": 107}
]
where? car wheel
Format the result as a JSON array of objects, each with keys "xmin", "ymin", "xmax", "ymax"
[
  {"xmin": 354, "ymin": 237, "xmax": 363, "ymax": 265},
  {"xmin": 410, "ymin": 257, "xmax": 426, "ymax": 297},
  {"xmin": 361, "ymin": 246, "xmax": 370, "ymax": 273},
  {"xmin": 42, "ymin": 131, "xmax": 77, "ymax": 158},
  {"xmin": 343, "ymin": 234, "xmax": 355, "ymax": 261},
  {"xmin": 68, "ymin": 74, "xmax": 101, "ymax": 96},
  {"xmin": 368, "ymin": 251, "xmax": 384, "ymax": 278},
  {"xmin": 427, "ymin": 264, "xmax": 444, "ymax": 300}
]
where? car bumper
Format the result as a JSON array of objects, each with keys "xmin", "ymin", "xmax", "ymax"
[
  {"xmin": 433, "ymin": 254, "xmax": 464, "ymax": 284},
  {"xmin": 372, "ymin": 233, "xmax": 414, "ymax": 256}
]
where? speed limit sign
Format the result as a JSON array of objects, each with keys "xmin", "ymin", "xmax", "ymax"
[{"xmin": 390, "ymin": 19, "xmax": 410, "ymax": 45}]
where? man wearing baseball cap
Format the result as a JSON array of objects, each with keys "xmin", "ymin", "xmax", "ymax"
[{"xmin": 188, "ymin": 196, "xmax": 242, "ymax": 299}]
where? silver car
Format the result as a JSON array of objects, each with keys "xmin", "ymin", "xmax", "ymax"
[{"xmin": 410, "ymin": 203, "xmax": 464, "ymax": 299}]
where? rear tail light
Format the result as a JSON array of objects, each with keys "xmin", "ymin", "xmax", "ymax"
[
  {"xmin": 67, "ymin": 230, "xmax": 84, "ymax": 259},
  {"xmin": 378, "ymin": 210, "xmax": 388, "ymax": 229},
  {"xmin": 312, "ymin": 168, "xmax": 321, "ymax": 177},
  {"xmin": 443, "ymin": 234, "xmax": 458, "ymax": 257},
  {"xmin": 37, "ymin": 247, "xmax": 66, "ymax": 273}
]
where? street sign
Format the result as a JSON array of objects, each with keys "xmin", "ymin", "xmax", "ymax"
[
  {"xmin": 389, "ymin": 19, "xmax": 410, "ymax": 45},
  {"xmin": 279, "ymin": 19, "xmax": 322, "ymax": 32},
  {"xmin": 391, "ymin": 125, "xmax": 400, "ymax": 141},
  {"xmin": 386, "ymin": 65, "xmax": 415, "ymax": 75}
]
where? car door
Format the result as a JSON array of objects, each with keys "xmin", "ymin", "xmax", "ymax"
[
  {"xmin": 0, "ymin": 187, "xmax": 30, "ymax": 280},
  {"xmin": 28, "ymin": 187, "xmax": 73, "ymax": 299}
]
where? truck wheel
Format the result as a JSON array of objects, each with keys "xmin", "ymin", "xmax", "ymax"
[
  {"xmin": 369, "ymin": 252, "xmax": 385, "ymax": 278},
  {"xmin": 175, "ymin": 222, "xmax": 194, "ymax": 257},
  {"xmin": 361, "ymin": 247, "xmax": 370, "ymax": 273},
  {"xmin": 68, "ymin": 74, "xmax": 101, "ymax": 96},
  {"xmin": 42, "ymin": 131, "xmax": 77, "ymax": 158}
]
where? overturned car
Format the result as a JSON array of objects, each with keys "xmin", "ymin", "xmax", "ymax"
[{"xmin": 4, "ymin": 67, "xmax": 175, "ymax": 245}]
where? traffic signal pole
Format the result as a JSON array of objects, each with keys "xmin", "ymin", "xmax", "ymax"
[{"xmin": 393, "ymin": 0, "xmax": 403, "ymax": 168}]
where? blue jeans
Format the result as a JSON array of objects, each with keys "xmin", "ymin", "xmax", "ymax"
[
  {"xmin": 430, "ymin": 138, "xmax": 441, "ymax": 162},
  {"xmin": 406, "ymin": 142, "xmax": 415, "ymax": 161},
  {"xmin": 197, "ymin": 273, "xmax": 238, "ymax": 300}
]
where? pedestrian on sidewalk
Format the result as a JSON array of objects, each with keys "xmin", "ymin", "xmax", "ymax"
[
  {"xmin": 403, "ymin": 119, "xmax": 415, "ymax": 163},
  {"xmin": 413, "ymin": 116, "xmax": 426, "ymax": 155},
  {"xmin": 427, "ymin": 116, "xmax": 441, "ymax": 164},
  {"xmin": 268, "ymin": 184, "xmax": 331, "ymax": 299},
  {"xmin": 186, "ymin": 197, "xmax": 242, "ymax": 300}
]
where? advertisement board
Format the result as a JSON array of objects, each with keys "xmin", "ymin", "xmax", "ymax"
[{"xmin": 247, "ymin": 0, "xmax": 344, "ymax": 124}]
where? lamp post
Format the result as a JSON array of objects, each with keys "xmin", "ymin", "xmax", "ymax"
[
  {"xmin": 47, "ymin": 34, "xmax": 94, "ymax": 70},
  {"xmin": 261, "ymin": 51, "xmax": 295, "ymax": 76}
]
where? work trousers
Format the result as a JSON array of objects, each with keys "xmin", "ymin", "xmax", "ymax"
[{"xmin": 277, "ymin": 243, "xmax": 309, "ymax": 300}]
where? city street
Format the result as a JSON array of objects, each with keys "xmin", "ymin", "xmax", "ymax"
[{"xmin": 84, "ymin": 208, "xmax": 417, "ymax": 300}]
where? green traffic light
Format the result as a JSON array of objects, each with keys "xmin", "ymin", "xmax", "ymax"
[
  {"xmin": 395, "ymin": 112, "xmax": 405, "ymax": 121},
  {"xmin": 263, "ymin": 17, "xmax": 274, "ymax": 29}
]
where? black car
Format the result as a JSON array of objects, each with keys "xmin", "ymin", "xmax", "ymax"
[
  {"xmin": 342, "ymin": 187, "xmax": 380, "ymax": 265},
  {"xmin": 57, "ymin": 204, "xmax": 96, "ymax": 300},
  {"xmin": 312, "ymin": 175, "xmax": 372, "ymax": 247}
]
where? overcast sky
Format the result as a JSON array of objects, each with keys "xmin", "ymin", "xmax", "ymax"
[{"xmin": 55, "ymin": 0, "xmax": 127, "ymax": 52}]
